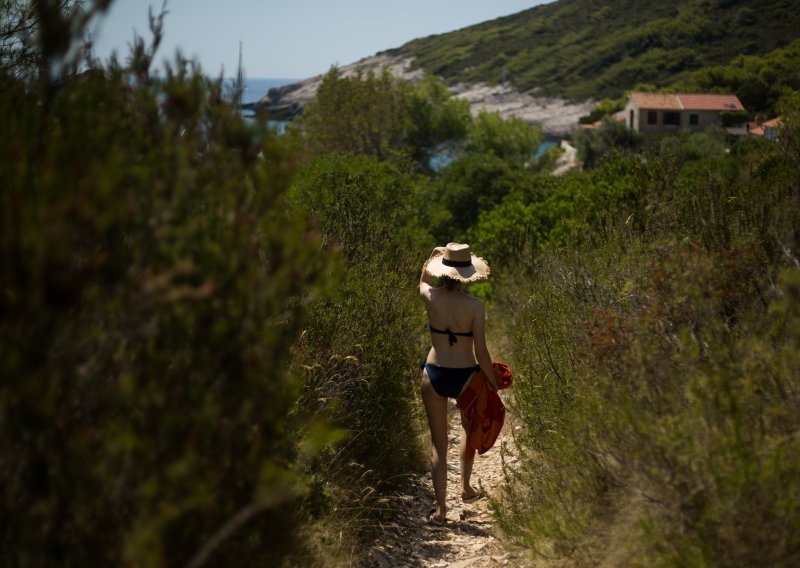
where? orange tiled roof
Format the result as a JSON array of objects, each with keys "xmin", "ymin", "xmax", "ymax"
[
  {"xmin": 631, "ymin": 92, "xmax": 745, "ymax": 111},
  {"xmin": 749, "ymin": 125, "xmax": 765, "ymax": 136},
  {"xmin": 631, "ymin": 92, "xmax": 682, "ymax": 110},
  {"xmin": 762, "ymin": 116, "xmax": 782, "ymax": 127},
  {"xmin": 677, "ymin": 93, "xmax": 744, "ymax": 111}
]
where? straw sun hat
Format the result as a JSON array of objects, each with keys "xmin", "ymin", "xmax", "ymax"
[{"xmin": 424, "ymin": 243, "xmax": 490, "ymax": 283}]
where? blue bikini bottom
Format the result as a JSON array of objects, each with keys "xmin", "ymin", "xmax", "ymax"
[{"xmin": 422, "ymin": 363, "xmax": 480, "ymax": 399}]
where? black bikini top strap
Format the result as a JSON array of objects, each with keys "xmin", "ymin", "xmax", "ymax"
[{"xmin": 429, "ymin": 325, "xmax": 473, "ymax": 346}]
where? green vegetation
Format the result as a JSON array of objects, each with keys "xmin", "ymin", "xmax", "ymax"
[
  {"xmin": 286, "ymin": 153, "xmax": 431, "ymax": 555},
  {"xmin": 681, "ymin": 38, "xmax": 800, "ymax": 114},
  {"xmin": 2, "ymin": 4, "xmax": 332, "ymax": 564},
  {"xmin": 5, "ymin": 0, "xmax": 800, "ymax": 565},
  {"xmin": 483, "ymin": 97, "xmax": 800, "ymax": 564},
  {"xmin": 301, "ymin": 68, "xmax": 471, "ymax": 169},
  {"xmin": 391, "ymin": 0, "xmax": 800, "ymax": 104},
  {"xmin": 578, "ymin": 96, "xmax": 627, "ymax": 124},
  {"xmin": 573, "ymin": 116, "xmax": 642, "ymax": 168},
  {"xmin": 431, "ymin": 112, "xmax": 549, "ymax": 242}
]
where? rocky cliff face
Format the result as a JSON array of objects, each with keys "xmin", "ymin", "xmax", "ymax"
[{"xmin": 259, "ymin": 54, "xmax": 593, "ymax": 137}]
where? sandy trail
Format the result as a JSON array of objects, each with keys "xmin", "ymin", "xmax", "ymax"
[{"xmin": 362, "ymin": 390, "xmax": 532, "ymax": 568}]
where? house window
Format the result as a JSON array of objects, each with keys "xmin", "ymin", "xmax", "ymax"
[
  {"xmin": 689, "ymin": 114, "xmax": 699, "ymax": 126},
  {"xmin": 663, "ymin": 111, "xmax": 680, "ymax": 126},
  {"xmin": 630, "ymin": 110, "xmax": 634, "ymax": 128},
  {"xmin": 647, "ymin": 111, "xmax": 657, "ymax": 125}
]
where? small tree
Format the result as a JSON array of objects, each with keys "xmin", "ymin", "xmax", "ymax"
[
  {"xmin": 401, "ymin": 74, "xmax": 471, "ymax": 169},
  {"xmin": 574, "ymin": 117, "xmax": 641, "ymax": 169},
  {"xmin": 301, "ymin": 69, "xmax": 471, "ymax": 170},
  {"xmin": 465, "ymin": 110, "xmax": 544, "ymax": 164},
  {"xmin": 301, "ymin": 67, "xmax": 405, "ymax": 160}
]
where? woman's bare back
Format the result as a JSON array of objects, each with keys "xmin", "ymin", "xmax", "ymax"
[{"xmin": 422, "ymin": 287, "xmax": 483, "ymax": 368}]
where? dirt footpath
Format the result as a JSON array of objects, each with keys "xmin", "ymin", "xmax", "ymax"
[{"xmin": 362, "ymin": 392, "xmax": 533, "ymax": 568}]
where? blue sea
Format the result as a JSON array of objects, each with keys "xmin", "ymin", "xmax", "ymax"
[
  {"xmin": 223, "ymin": 78, "xmax": 300, "ymax": 132},
  {"xmin": 225, "ymin": 77, "xmax": 301, "ymax": 104}
]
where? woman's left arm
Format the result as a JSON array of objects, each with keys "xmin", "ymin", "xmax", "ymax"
[{"xmin": 472, "ymin": 300, "xmax": 499, "ymax": 390}]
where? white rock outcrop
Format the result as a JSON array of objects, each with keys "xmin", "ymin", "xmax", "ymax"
[{"xmin": 262, "ymin": 54, "xmax": 593, "ymax": 137}]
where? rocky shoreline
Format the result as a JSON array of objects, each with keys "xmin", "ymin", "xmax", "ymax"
[{"xmin": 257, "ymin": 54, "xmax": 593, "ymax": 137}]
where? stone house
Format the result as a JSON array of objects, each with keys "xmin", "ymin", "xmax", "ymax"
[{"xmin": 624, "ymin": 92, "xmax": 745, "ymax": 135}]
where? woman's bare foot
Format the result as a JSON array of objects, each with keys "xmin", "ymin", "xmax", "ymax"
[
  {"xmin": 428, "ymin": 508, "xmax": 447, "ymax": 525},
  {"xmin": 461, "ymin": 487, "xmax": 483, "ymax": 503}
]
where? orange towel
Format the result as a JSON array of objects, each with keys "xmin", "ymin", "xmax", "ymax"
[{"xmin": 457, "ymin": 362, "xmax": 513, "ymax": 454}]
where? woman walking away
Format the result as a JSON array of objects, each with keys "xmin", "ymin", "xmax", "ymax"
[{"xmin": 419, "ymin": 243, "xmax": 499, "ymax": 525}]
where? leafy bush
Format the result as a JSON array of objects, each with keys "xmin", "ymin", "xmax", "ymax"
[
  {"xmin": 491, "ymin": 120, "xmax": 800, "ymax": 562},
  {"xmin": 433, "ymin": 153, "xmax": 526, "ymax": 242},
  {"xmin": 658, "ymin": 125, "xmax": 729, "ymax": 163},
  {"xmin": 579, "ymin": 96, "xmax": 627, "ymax": 125},
  {"xmin": 430, "ymin": 114, "xmax": 550, "ymax": 243},
  {"xmin": 469, "ymin": 154, "xmax": 646, "ymax": 265},
  {"xmin": 301, "ymin": 68, "xmax": 406, "ymax": 161},
  {"xmin": 1, "ymin": 34, "xmax": 334, "ymax": 568},
  {"xmin": 401, "ymin": 74, "xmax": 472, "ymax": 169},
  {"xmin": 464, "ymin": 111, "xmax": 544, "ymax": 164},
  {"xmin": 301, "ymin": 68, "xmax": 470, "ymax": 171},
  {"xmin": 573, "ymin": 117, "xmax": 642, "ymax": 169},
  {"xmin": 287, "ymin": 153, "xmax": 429, "ymax": 544}
]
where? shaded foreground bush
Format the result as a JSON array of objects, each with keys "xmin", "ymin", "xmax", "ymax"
[
  {"xmin": 492, "ymin": 112, "xmax": 800, "ymax": 565},
  {"xmin": 287, "ymin": 154, "xmax": 430, "ymax": 547},
  {"xmin": 0, "ymin": 11, "xmax": 335, "ymax": 565}
]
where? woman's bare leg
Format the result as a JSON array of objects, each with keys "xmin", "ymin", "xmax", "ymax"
[
  {"xmin": 458, "ymin": 371, "xmax": 479, "ymax": 500},
  {"xmin": 460, "ymin": 417, "xmax": 478, "ymax": 499},
  {"xmin": 421, "ymin": 371, "xmax": 448, "ymax": 522}
]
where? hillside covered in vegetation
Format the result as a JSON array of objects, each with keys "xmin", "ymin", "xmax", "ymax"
[{"xmin": 390, "ymin": 0, "xmax": 800, "ymax": 102}]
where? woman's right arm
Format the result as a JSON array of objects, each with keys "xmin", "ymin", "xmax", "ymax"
[
  {"xmin": 419, "ymin": 247, "xmax": 445, "ymax": 296},
  {"xmin": 472, "ymin": 300, "xmax": 499, "ymax": 390}
]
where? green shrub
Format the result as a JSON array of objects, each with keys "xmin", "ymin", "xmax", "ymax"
[
  {"xmin": 401, "ymin": 74, "xmax": 472, "ymax": 169},
  {"xmin": 287, "ymin": 153, "xmax": 429, "ymax": 544},
  {"xmin": 574, "ymin": 117, "xmax": 642, "ymax": 169},
  {"xmin": 434, "ymin": 153, "xmax": 527, "ymax": 242},
  {"xmin": 300, "ymin": 68, "xmax": 470, "ymax": 171},
  {"xmin": 469, "ymin": 154, "xmax": 646, "ymax": 265},
  {"xmin": 493, "ymin": 127, "xmax": 800, "ymax": 564},
  {"xmin": 579, "ymin": 96, "xmax": 627, "ymax": 125},
  {"xmin": 0, "ymin": 7, "xmax": 334, "ymax": 565},
  {"xmin": 301, "ymin": 68, "xmax": 406, "ymax": 162},
  {"xmin": 464, "ymin": 111, "xmax": 544, "ymax": 164},
  {"xmin": 659, "ymin": 126, "xmax": 729, "ymax": 163}
]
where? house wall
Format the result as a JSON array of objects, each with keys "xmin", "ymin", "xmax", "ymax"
[
  {"xmin": 638, "ymin": 108, "xmax": 681, "ymax": 136},
  {"xmin": 683, "ymin": 110, "xmax": 722, "ymax": 131},
  {"xmin": 626, "ymin": 105, "xmax": 725, "ymax": 135},
  {"xmin": 624, "ymin": 100, "xmax": 638, "ymax": 131}
]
